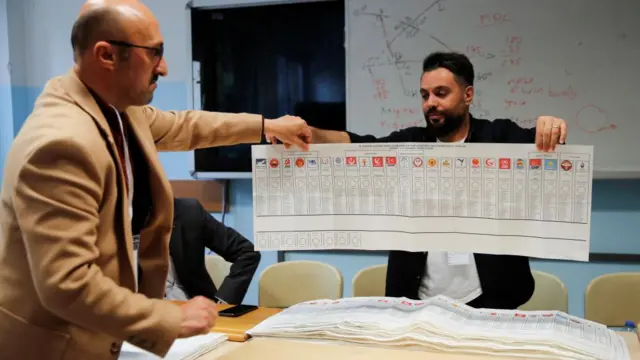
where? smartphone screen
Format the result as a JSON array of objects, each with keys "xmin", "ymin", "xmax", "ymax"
[{"xmin": 218, "ymin": 304, "xmax": 259, "ymax": 317}]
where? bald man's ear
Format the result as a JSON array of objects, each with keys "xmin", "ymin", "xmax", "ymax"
[{"xmin": 94, "ymin": 41, "xmax": 117, "ymax": 70}]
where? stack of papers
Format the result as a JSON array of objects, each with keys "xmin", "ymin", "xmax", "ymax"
[
  {"xmin": 247, "ymin": 296, "xmax": 631, "ymax": 360},
  {"xmin": 118, "ymin": 332, "xmax": 227, "ymax": 360}
]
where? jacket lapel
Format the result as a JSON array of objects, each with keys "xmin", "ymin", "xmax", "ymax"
[
  {"xmin": 59, "ymin": 70, "xmax": 137, "ymax": 282},
  {"xmin": 123, "ymin": 107, "xmax": 174, "ymax": 254}
]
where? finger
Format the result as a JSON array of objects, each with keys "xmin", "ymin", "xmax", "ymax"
[
  {"xmin": 550, "ymin": 124, "xmax": 561, "ymax": 151},
  {"xmin": 289, "ymin": 135, "xmax": 309, "ymax": 151},
  {"xmin": 206, "ymin": 306, "xmax": 218, "ymax": 323},
  {"xmin": 535, "ymin": 119, "xmax": 544, "ymax": 151},
  {"xmin": 542, "ymin": 119, "xmax": 553, "ymax": 152},
  {"xmin": 559, "ymin": 122, "xmax": 567, "ymax": 144},
  {"xmin": 301, "ymin": 127, "xmax": 313, "ymax": 144}
]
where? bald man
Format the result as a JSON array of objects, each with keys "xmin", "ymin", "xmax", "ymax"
[{"xmin": 0, "ymin": 1, "xmax": 309, "ymax": 359}]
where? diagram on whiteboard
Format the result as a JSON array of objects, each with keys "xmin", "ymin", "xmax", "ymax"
[{"xmin": 346, "ymin": 0, "xmax": 639, "ymax": 175}]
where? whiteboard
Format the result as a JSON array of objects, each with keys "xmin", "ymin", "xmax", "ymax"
[{"xmin": 345, "ymin": 0, "xmax": 640, "ymax": 178}]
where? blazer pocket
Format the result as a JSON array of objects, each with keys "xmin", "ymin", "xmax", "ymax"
[{"xmin": 0, "ymin": 306, "xmax": 70, "ymax": 360}]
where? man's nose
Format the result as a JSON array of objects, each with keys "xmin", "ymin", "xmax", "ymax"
[{"xmin": 155, "ymin": 57, "xmax": 168, "ymax": 77}]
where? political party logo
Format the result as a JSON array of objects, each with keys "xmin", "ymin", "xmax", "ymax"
[
  {"xmin": 529, "ymin": 159, "xmax": 541, "ymax": 169},
  {"xmin": 499, "ymin": 158, "xmax": 511, "ymax": 169},
  {"xmin": 578, "ymin": 161, "xmax": 588, "ymax": 170},
  {"xmin": 560, "ymin": 159, "xmax": 572, "ymax": 171},
  {"xmin": 544, "ymin": 159, "xmax": 557, "ymax": 170},
  {"xmin": 346, "ymin": 157, "xmax": 356, "ymax": 166},
  {"xmin": 295, "ymin": 158, "xmax": 305, "ymax": 167},
  {"xmin": 372, "ymin": 157, "xmax": 383, "ymax": 167},
  {"xmin": 308, "ymin": 158, "xmax": 317, "ymax": 167},
  {"xmin": 427, "ymin": 158, "xmax": 437, "ymax": 167},
  {"xmin": 320, "ymin": 157, "xmax": 329, "ymax": 165},
  {"xmin": 255, "ymin": 158, "xmax": 266, "ymax": 166},
  {"xmin": 269, "ymin": 158, "xmax": 279, "ymax": 168},
  {"xmin": 515, "ymin": 159, "xmax": 525, "ymax": 169},
  {"xmin": 360, "ymin": 158, "xmax": 369, "ymax": 167},
  {"xmin": 284, "ymin": 158, "xmax": 291, "ymax": 168},
  {"xmin": 334, "ymin": 157, "xmax": 342, "ymax": 165},
  {"xmin": 442, "ymin": 158, "xmax": 451, "ymax": 168},
  {"xmin": 386, "ymin": 157, "xmax": 396, "ymax": 166},
  {"xmin": 456, "ymin": 158, "xmax": 465, "ymax": 167},
  {"xmin": 471, "ymin": 158, "xmax": 480, "ymax": 168},
  {"xmin": 413, "ymin": 157, "xmax": 423, "ymax": 167},
  {"xmin": 484, "ymin": 158, "xmax": 495, "ymax": 168}
]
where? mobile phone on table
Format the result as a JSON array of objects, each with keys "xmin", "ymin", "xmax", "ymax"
[{"xmin": 218, "ymin": 304, "xmax": 259, "ymax": 317}]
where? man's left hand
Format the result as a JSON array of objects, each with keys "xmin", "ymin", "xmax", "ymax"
[{"xmin": 535, "ymin": 116, "xmax": 567, "ymax": 152}]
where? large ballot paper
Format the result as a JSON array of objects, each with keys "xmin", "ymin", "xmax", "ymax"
[
  {"xmin": 251, "ymin": 143, "xmax": 594, "ymax": 261},
  {"xmin": 247, "ymin": 295, "xmax": 630, "ymax": 360}
]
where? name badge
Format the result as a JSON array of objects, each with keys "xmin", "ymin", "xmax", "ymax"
[{"xmin": 447, "ymin": 252, "xmax": 471, "ymax": 266}]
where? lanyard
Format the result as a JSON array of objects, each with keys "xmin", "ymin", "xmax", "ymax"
[{"xmin": 110, "ymin": 105, "xmax": 137, "ymax": 291}]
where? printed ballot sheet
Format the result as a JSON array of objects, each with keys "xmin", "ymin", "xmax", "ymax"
[
  {"xmin": 247, "ymin": 296, "xmax": 630, "ymax": 360},
  {"xmin": 251, "ymin": 143, "xmax": 594, "ymax": 261}
]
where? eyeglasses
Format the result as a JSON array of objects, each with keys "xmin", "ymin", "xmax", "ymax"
[{"xmin": 106, "ymin": 40, "xmax": 164, "ymax": 58}]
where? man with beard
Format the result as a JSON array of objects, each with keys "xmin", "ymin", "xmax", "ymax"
[{"xmin": 298, "ymin": 51, "xmax": 568, "ymax": 310}]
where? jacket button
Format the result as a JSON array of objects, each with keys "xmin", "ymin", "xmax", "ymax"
[{"xmin": 110, "ymin": 342, "xmax": 121, "ymax": 355}]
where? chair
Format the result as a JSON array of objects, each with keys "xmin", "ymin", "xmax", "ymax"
[
  {"xmin": 518, "ymin": 271, "xmax": 568, "ymax": 312},
  {"xmin": 258, "ymin": 260, "xmax": 343, "ymax": 308},
  {"xmin": 585, "ymin": 272, "xmax": 640, "ymax": 326},
  {"xmin": 204, "ymin": 254, "xmax": 232, "ymax": 289},
  {"xmin": 352, "ymin": 264, "xmax": 387, "ymax": 297}
]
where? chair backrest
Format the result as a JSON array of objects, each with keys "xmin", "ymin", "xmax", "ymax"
[
  {"xmin": 585, "ymin": 272, "xmax": 640, "ymax": 326},
  {"xmin": 518, "ymin": 270, "xmax": 568, "ymax": 312},
  {"xmin": 352, "ymin": 264, "xmax": 387, "ymax": 297},
  {"xmin": 258, "ymin": 260, "xmax": 343, "ymax": 308},
  {"xmin": 204, "ymin": 254, "xmax": 232, "ymax": 289}
]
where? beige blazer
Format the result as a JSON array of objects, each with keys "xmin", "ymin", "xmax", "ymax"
[{"xmin": 0, "ymin": 70, "xmax": 262, "ymax": 360}]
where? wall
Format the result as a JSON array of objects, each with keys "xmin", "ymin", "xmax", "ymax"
[
  {"xmin": 1, "ymin": 0, "xmax": 639, "ymax": 318},
  {"xmin": 0, "ymin": 0, "xmax": 13, "ymax": 174}
]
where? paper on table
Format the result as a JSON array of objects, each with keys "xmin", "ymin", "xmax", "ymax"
[
  {"xmin": 247, "ymin": 296, "xmax": 629, "ymax": 360},
  {"xmin": 251, "ymin": 143, "xmax": 594, "ymax": 261},
  {"xmin": 118, "ymin": 333, "xmax": 227, "ymax": 360}
]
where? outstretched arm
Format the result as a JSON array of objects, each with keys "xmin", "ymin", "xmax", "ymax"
[{"xmin": 141, "ymin": 106, "xmax": 311, "ymax": 151}]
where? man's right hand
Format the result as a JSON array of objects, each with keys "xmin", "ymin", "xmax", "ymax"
[
  {"xmin": 178, "ymin": 296, "xmax": 218, "ymax": 338},
  {"xmin": 263, "ymin": 115, "xmax": 312, "ymax": 150}
]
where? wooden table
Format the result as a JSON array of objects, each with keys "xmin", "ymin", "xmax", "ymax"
[
  {"xmin": 211, "ymin": 304, "xmax": 282, "ymax": 342},
  {"xmin": 199, "ymin": 331, "xmax": 640, "ymax": 360},
  {"xmin": 168, "ymin": 301, "xmax": 282, "ymax": 342}
]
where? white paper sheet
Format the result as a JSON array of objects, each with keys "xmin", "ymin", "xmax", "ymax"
[
  {"xmin": 118, "ymin": 333, "xmax": 227, "ymax": 360},
  {"xmin": 251, "ymin": 143, "xmax": 593, "ymax": 261}
]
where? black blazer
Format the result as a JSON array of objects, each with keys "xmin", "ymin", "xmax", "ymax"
[
  {"xmin": 347, "ymin": 117, "xmax": 536, "ymax": 309},
  {"xmin": 170, "ymin": 198, "xmax": 261, "ymax": 304}
]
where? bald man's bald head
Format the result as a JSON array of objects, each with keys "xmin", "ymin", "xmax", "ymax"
[
  {"xmin": 71, "ymin": 0, "xmax": 153, "ymax": 61},
  {"xmin": 70, "ymin": 6, "xmax": 128, "ymax": 61}
]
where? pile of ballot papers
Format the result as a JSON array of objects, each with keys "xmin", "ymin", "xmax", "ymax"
[
  {"xmin": 118, "ymin": 332, "xmax": 227, "ymax": 360},
  {"xmin": 247, "ymin": 295, "xmax": 630, "ymax": 360}
]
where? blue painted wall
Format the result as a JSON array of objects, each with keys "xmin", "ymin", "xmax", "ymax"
[{"xmin": 1, "ymin": 0, "xmax": 638, "ymax": 319}]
